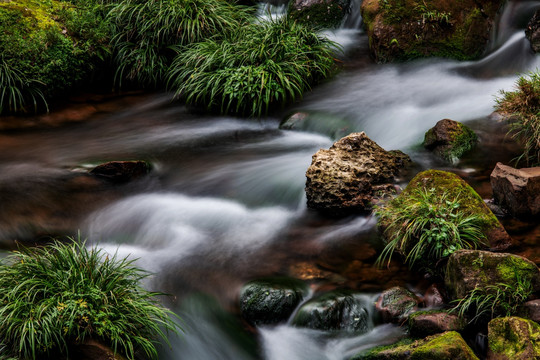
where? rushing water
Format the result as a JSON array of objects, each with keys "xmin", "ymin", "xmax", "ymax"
[{"xmin": 1, "ymin": 1, "xmax": 540, "ymax": 359}]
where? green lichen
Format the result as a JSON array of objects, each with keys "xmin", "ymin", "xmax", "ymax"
[{"xmin": 497, "ymin": 256, "xmax": 539, "ymax": 285}]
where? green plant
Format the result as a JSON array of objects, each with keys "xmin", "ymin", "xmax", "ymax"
[
  {"xmin": 167, "ymin": 16, "xmax": 339, "ymax": 117},
  {"xmin": 415, "ymin": 2, "xmax": 451, "ymax": 25},
  {"xmin": 0, "ymin": 57, "xmax": 47, "ymax": 114},
  {"xmin": 108, "ymin": 0, "xmax": 252, "ymax": 87},
  {"xmin": 375, "ymin": 187, "xmax": 487, "ymax": 273},
  {"xmin": 495, "ymin": 70, "xmax": 540, "ymax": 166},
  {"xmin": 0, "ymin": 239, "xmax": 180, "ymax": 360},
  {"xmin": 451, "ymin": 274, "xmax": 533, "ymax": 323}
]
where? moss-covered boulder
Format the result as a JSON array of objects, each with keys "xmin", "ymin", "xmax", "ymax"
[
  {"xmin": 352, "ymin": 331, "xmax": 479, "ymax": 359},
  {"xmin": 305, "ymin": 132, "xmax": 410, "ymax": 216},
  {"xmin": 239, "ymin": 277, "xmax": 308, "ymax": 326},
  {"xmin": 360, "ymin": 0, "xmax": 505, "ymax": 62},
  {"xmin": 375, "ymin": 286, "xmax": 419, "ymax": 323},
  {"xmin": 487, "ymin": 317, "xmax": 540, "ymax": 360},
  {"xmin": 0, "ymin": 0, "xmax": 111, "ymax": 113},
  {"xmin": 445, "ymin": 250, "xmax": 540, "ymax": 300},
  {"xmin": 288, "ymin": 0, "xmax": 351, "ymax": 29},
  {"xmin": 383, "ymin": 170, "xmax": 511, "ymax": 251},
  {"xmin": 424, "ymin": 119, "xmax": 477, "ymax": 163},
  {"xmin": 408, "ymin": 310, "xmax": 466, "ymax": 338},
  {"xmin": 291, "ymin": 290, "xmax": 371, "ymax": 332}
]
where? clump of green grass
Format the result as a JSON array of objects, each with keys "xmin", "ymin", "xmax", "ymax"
[
  {"xmin": 451, "ymin": 274, "xmax": 533, "ymax": 323},
  {"xmin": 0, "ymin": 57, "xmax": 47, "ymax": 114},
  {"xmin": 108, "ymin": 0, "xmax": 253, "ymax": 87},
  {"xmin": 0, "ymin": 239, "xmax": 180, "ymax": 360},
  {"xmin": 376, "ymin": 187, "xmax": 487, "ymax": 274},
  {"xmin": 167, "ymin": 16, "xmax": 339, "ymax": 117},
  {"xmin": 495, "ymin": 70, "xmax": 540, "ymax": 166}
]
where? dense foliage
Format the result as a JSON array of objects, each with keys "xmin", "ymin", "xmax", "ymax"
[
  {"xmin": 108, "ymin": 0, "xmax": 253, "ymax": 87},
  {"xmin": 168, "ymin": 17, "xmax": 338, "ymax": 117},
  {"xmin": 0, "ymin": 0, "xmax": 112, "ymax": 114},
  {"xmin": 376, "ymin": 187, "xmax": 487, "ymax": 274},
  {"xmin": 495, "ymin": 71, "xmax": 540, "ymax": 166},
  {"xmin": 0, "ymin": 240, "xmax": 180, "ymax": 360}
]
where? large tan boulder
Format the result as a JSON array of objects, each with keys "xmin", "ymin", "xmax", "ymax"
[{"xmin": 305, "ymin": 132, "xmax": 410, "ymax": 216}]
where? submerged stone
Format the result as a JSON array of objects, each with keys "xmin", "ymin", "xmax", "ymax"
[
  {"xmin": 292, "ymin": 290, "xmax": 371, "ymax": 332},
  {"xmin": 353, "ymin": 331, "xmax": 479, "ymax": 360},
  {"xmin": 305, "ymin": 132, "xmax": 410, "ymax": 216},
  {"xmin": 89, "ymin": 160, "xmax": 151, "ymax": 183},
  {"xmin": 423, "ymin": 119, "xmax": 477, "ymax": 163},
  {"xmin": 487, "ymin": 317, "xmax": 540, "ymax": 360},
  {"xmin": 279, "ymin": 111, "xmax": 352, "ymax": 140},
  {"xmin": 240, "ymin": 277, "xmax": 307, "ymax": 326},
  {"xmin": 288, "ymin": 0, "xmax": 351, "ymax": 29},
  {"xmin": 445, "ymin": 250, "xmax": 540, "ymax": 300},
  {"xmin": 375, "ymin": 286, "xmax": 419, "ymax": 323}
]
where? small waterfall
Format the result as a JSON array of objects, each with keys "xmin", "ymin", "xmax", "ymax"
[
  {"xmin": 341, "ymin": 0, "xmax": 363, "ymax": 30},
  {"xmin": 256, "ymin": 1, "xmax": 288, "ymax": 22}
]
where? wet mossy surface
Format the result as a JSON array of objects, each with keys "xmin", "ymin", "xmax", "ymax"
[
  {"xmin": 288, "ymin": 0, "xmax": 351, "ymax": 29},
  {"xmin": 488, "ymin": 317, "xmax": 540, "ymax": 359},
  {"xmin": 353, "ymin": 331, "xmax": 479, "ymax": 359}
]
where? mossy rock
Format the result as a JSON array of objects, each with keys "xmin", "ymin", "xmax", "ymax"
[
  {"xmin": 360, "ymin": 0, "xmax": 505, "ymax": 62},
  {"xmin": 288, "ymin": 0, "xmax": 351, "ymax": 29},
  {"xmin": 291, "ymin": 290, "xmax": 371, "ymax": 332},
  {"xmin": 240, "ymin": 277, "xmax": 308, "ymax": 326},
  {"xmin": 445, "ymin": 250, "xmax": 540, "ymax": 300},
  {"xmin": 375, "ymin": 286, "xmax": 419, "ymax": 323},
  {"xmin": 487, "ymin": 317, "xmax": 540, "ymax": 360},
  {"xmin": 379, "ymin": 170, "xmax": 512, "ymax": 262},
  {"xmin": 423, "ymin": 119, "xmax": 478, "ymax": 163},
  {"xmin": 352, "ymin": 331, "xmax": 479, "ymax": 359},
  {"xmin": 408, "ymin": 310, "xmax": 466, "ymax": 338}
]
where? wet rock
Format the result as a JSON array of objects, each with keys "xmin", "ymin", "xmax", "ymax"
[
  {"xmin": 423, "ymin": 119, "xmax": 477, "ymax": 163},
  {"xmin": 353, "ymin": 331, "xmax": 479, "ymax": 360},
  {"xmin": 375, "ymin": 286, "xmax": 419, "ymax": 323},
  {"xmin": 408, "ymin": 310, "xmax": 466, "ymax": 337},
  {"xmin": 423, "ymin": 283, "xmax": 445, "ymax": 308},
  {"xmin": 518, "ymin": 299, "xmax": 540, "ymax": 323},
  {"xmin": 292, "ymin": 290, "xmax": 370, "ymax": 332},
  {"xmin": 288, "ymin": 0, "xmax": 351, "ymax": 28},
  {"xmin": 279, "ymin": 111, "xmax": 352, "ymax": 139},
  {"xmin": 526, "ymin": 9, "xmax": 540, "ymax": 53},
  {"xmin": 490, "ymin": 162, "xmax": 540, "ymax": 219},
  {"xmin": 89, "ymin": 161, "xmax": 151, "ymax": 183},
  {"xmin": 487, "ymin": 317, "xmax": 540, "ymax": 360},
  {"xmin": 305, "ymin": 132, "xmax": 410, "ymax": 216},
  {"xmin": 445, "ymin": 250, "xmax": 540, "ymax": 300},
  {"xmin": 380, "ymin": 170, "xmax": 512, "ymax": 254},
  {"xmin": 361, "ymin": 0, "xmax": 505, "ymax": 62},
  {"xmin": 240, "ymin": 277, "xmax": 307, "ymax": 326}
]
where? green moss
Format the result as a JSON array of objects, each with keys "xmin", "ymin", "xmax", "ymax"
[
  {"xmin": 403, "ymin": 170, "xmax": 499, "ymax": 231},
  {"xmin": 497, "ymin": 256, "xmax": 538, "ymax": 285},
  {"xmin": 354, "ymin": 332, "xmax": 479, "ymax": 359},
  {"xmin": 488, "ymin": 317, "xmax": 540, "ymax": 359}
]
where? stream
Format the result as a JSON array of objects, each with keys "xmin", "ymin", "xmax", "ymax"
[{"xmin": 1, "ymin": 0, "xmax": 540, "ymax": 359}]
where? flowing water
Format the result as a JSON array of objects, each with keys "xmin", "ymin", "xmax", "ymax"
[{"xmin": 1, "ymin": 1, "xmax": 540, "ymax": 359}]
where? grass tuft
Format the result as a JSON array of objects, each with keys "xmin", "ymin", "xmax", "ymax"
[
  {"xmin": 0, "ymin": 57, "xmax": 47, "ymax": 114},
  {"xmin": 108, "ymin": 0, "xmax": 253, "ymax": 88},
  {"xmin": 167, "ymin": 16, "xmax": 339, "ymax": 117},
  {"xmin": 0, "ymin": 238, "xmax": 180, "ymax": 360},
  {"xmin": 375, "ymin": 187, "xmax": 487, "ymax": 274},
  {"xmin": 495, "ymin": 70, "xmax": 540, "ymax": 166}
]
